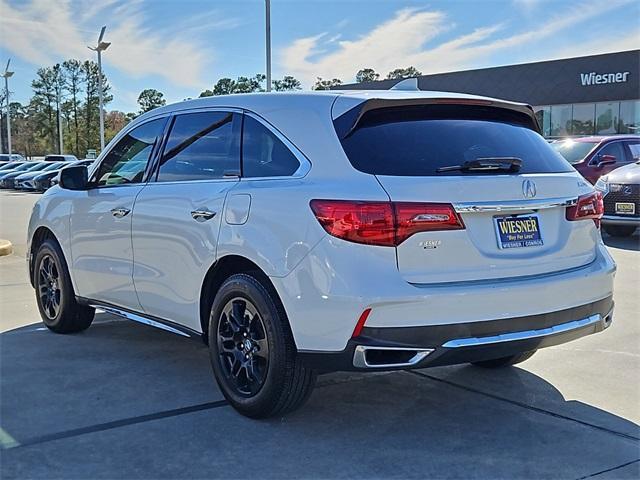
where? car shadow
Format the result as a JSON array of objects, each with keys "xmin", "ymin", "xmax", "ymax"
[
  {"xmin": 602, "ymin": 230, "xmax": 640, "ymax": 251},
  {"xmin": 1, "ymin": 315, "xmax": 639, "ymax": 479}
]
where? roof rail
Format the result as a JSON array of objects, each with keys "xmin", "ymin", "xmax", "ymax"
[{"xmin": 390, "ymin": 78, "xmax": 419, "ymax": 91}]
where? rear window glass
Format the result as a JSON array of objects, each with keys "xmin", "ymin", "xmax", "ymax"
[{"xmin": 335, "ymin": 105, "xmax": 573, "ymax": 176}]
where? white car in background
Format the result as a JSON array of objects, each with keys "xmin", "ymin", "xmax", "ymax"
[{"xmin": 27, "ymin": 91, "xmax": 615, "ymax": 418}]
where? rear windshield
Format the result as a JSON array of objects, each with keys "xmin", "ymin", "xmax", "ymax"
[
  {"xmin": 335, "ymin": 104, "xmax": 573, "ymax": 176},
  {"xmin": 551, "ymin": 140, "xmax": 598, "ymax": 164}
]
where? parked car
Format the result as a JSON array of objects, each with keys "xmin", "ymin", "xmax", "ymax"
[
  {"xmin": 595, "ymin": 161, "xmax": 639, "ymax": 237},
  {"xmin": 0, "ymin": 153, "xmax": 25, "ymax": 166},
  {"xmin": 552, "ymin": 135, "xmax": 640, "ymax": 184},
  {"xmin": 44, "ymin": 154, "xmax": 79, "ymax": 162},
  {"xmin": 14, "ymin": 162, "xmax": 66, "ymax": 190},
  {"xmin": 31, "ymin": 160, "xmax": 95, "ymax": 192},
  {"xmin": 0, "ymin": 162, "xmax": 44, "ymax": 187},
  {"xmin": 0, "ymin": 161, "xmax": 27, "ymax": 172},
  {"xmin": 28, "ymin": 91, "xmax": 615, "ymax": 418}
]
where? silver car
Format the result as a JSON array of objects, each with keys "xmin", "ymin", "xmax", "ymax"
[{"xmin": 596, "ymin": 161, "xmax": 640, "ymax": 237}]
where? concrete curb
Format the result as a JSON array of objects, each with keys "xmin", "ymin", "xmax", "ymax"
[{"xmin": 0, "ymin": 239, "xmax": 13, "ymax": 257}]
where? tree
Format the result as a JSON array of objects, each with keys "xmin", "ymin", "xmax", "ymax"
[
  {"xmin": 105, "ymin": 110, "xmax": 128, "ymax": 143},
  {"xmin": 386, "ymin": 66, "xmax": 422, "ymax": 80},
  {"xmin": 212, "ymin": 78, "xmax": 236, "ymax": 96},
  {"xmin": 312, "ymin": 77, "xmax": 342, "ymax": 90},
  {"xmin": 51, "ymin": 63, "xmax": 66, "ymax": 153},
  {"xmin": 31, "ymin": 66, "xmax": 58, "ymax": 152},
  {"xmin": 62, "ymin": 59, "xmax": 83, "ymax": 157},
  {"xmin": 82, "ymin": 60, "xmax": 112, "ymax": 153},
  {"xmin": 355, "ymin": 68, "xmax": 380, "ymax": 83},
  {"xmin": 137, "ymin": 88, "xmax": 166, "ymax": 114},
  {"xmin": 273, "ymin": 75, "xmax": 302, "ymax": 91}
]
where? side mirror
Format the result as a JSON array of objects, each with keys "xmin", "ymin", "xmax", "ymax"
[
  {"xmin": 597, "ymin": 154, "xmax": 617, "ymax": 168},
  {"xmin": 59, "ymin": 165, "xmax": 88, "ymax": 190}
]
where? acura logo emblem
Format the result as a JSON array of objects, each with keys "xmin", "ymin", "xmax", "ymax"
[{"xmin": 522, "ymin": 180, "xmax": 537, "ymax": 199}]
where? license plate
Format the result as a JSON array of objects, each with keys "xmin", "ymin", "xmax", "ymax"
[
  {"xmin": 494, "ymin": 215, "xmax": 543, "ymax": 249},
  {"xmin": 615, "ymin": 202, "xmax": 635, "ymax": 215}
]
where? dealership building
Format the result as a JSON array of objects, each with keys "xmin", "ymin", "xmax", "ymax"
[{"xmin": 341, "ymin": 50, "xmax": 639, "ymax": 138}]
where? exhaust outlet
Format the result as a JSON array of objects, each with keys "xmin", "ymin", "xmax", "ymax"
[{"xmin": 353, "ymin": 346, "xmax": 433, "ymax": 369}]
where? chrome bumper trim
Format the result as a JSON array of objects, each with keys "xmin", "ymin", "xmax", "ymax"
[
  {"xmin": 353, "ymin": 346, "xmax": 434, "ymax": 369},
  {"xmin": 454, "ymin": 196, "xmax": 577, "ymax": 213},
  {"xmin": 442, "ymin": 314, "xmax": 601, "ymax": 348}
]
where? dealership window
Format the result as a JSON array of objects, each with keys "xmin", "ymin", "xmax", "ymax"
[
  {"xmin": 619, "ymin": 100, "xmax": 640, "ymax": 134},
  {"xmin": 595, "ymin": 102, "xmax": 620, "ymax": 135},
  {"xmin": 550, "ymin": 104, "xmax": 572, "ymax": 137},
  {"xmin": 571, "ymin": 104, "xmax": 595, "ymax": 136},
  {"xmin": 534, "ymin": 106, "xmax": 551, "ymax": 137}
]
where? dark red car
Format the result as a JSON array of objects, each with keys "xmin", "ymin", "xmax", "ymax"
[{"xmin": 552, "ymin": 135, "xmax": 640, "ymax": 184}]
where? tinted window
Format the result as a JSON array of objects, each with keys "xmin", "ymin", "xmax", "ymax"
[
  {"xmin": 628, "ymin": 142, "xmax": 640, "ymax": 160},
  {"xmin": 595, "ymin": 142, "xmax": 627, "ymax": 164},
  {"xmin": 157, "ymin": 112, "xmax": 240, "ymax": 182},
  {"xmin": 337, "ymin": 105, "xmax": 573, "ymax": 176},
  {"xmin": 45, "ymin": 155, "xmax": 64, "ymax": 162},
  {"xmin": 93, "ymin": 118, "xmax": 165, "ymax": 187},
  {"xmin": 552, "ymin": 140, "xmax": 598, "ymax": 164},
  {"xmin": 242, "ymin": 116, "xmax": 299, "ymax": 177}
]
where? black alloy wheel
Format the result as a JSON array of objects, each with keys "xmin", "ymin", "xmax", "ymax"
[
  {"xmin": 217, "ymin": 297, "xmax": 270, "ymax": 396},
  {"xmin": 37, "ymin": 254, "xmax": 62, "ymax": 320},
  {"xmin": 208, "ymin": 273, "xmax": 317, "ymax": 418}
]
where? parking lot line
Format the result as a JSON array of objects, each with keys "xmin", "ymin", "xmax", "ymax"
[
  {"xmin": 409, "ymin": 370, "xmax": 640, "ymax": 442},
  {"xmin": 0, "ymin": 427, "xmax": 20, "ymax": 450},
  {"xmin": 8, "ymin": 400, "xmax": 228, "ymax": 450}
]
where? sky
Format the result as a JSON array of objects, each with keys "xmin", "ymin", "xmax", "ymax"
[{"xmin": 0, "ymin": 0, "xmax": 639, "ymax": 113}]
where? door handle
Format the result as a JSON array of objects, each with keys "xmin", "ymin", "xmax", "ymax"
[
  {"xmin": 191, "ymin": 209, "xmax": 217, "ymax": 222},
  {"xmin": 111, "ymin": 207, "xmax": 131, "ymax": 218}
]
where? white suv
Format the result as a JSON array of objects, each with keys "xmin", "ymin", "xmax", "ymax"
[{"xmin": 28, "ymin": 91, "xmax": 615, "ymax": 418}]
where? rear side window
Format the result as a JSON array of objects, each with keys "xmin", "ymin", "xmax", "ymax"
[
  {"xmin": 336, "ymin": 105, "xmax": 573, "ymax": 176},
  {"xmin": 157, "ymin": 111, "xmax": 240, "ymax": 182},
  {"xmin": 242, "ymin": 116, "xmax": 300, "ymax": 177}
]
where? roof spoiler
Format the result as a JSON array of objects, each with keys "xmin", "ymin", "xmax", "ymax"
[{"xmin": 333, "ymin": 97, "xmax": 541, "ymax": 140}]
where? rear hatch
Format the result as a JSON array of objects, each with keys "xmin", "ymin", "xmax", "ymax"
[{"xmin": 333, "ymin": 98, "xmax": 600, "ymax": 284}]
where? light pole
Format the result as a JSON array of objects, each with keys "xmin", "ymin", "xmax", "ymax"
[
  {"xmin": 1, "ymin": 59, "xmax": 14, "ymax": 156},
  {"xmin": 265, "ymin": 0, "xmax": 271, "ymax": 92},
  {"xmin": 88, "ymin": 26, "xmax": 110, "ymax": 152}
]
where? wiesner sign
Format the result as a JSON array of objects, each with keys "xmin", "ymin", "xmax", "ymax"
[{"xmin": 580, "ymin": 71, "xmax": 630, "ymax": 86}]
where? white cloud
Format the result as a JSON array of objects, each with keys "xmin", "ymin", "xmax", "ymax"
[
  {"xmin": 0, "ymin": 0, "xmax": 239, "ymax": 90},
  {"xmin": 281, "ymin": 0, "xmax": 637, "ymax": 85}
]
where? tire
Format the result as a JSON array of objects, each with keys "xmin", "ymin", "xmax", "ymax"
[
  {"xmin": 34, "ymin": 239, "xmax": 95, "ymax": 333},
  {"xmin": 208, "ymin": 273, "xmax": 317, "ymax": 419},
  {"xmin": 471, "ymin": 350, "xmax": 536, "ymax": 368},
  {"xmin": 603, "ymin": 225, "xmax": 636, "ymax": 237}
]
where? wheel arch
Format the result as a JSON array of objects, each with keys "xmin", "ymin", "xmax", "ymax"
[
  {"xmin": 199, "ymin": 255, "xmax": 291, "ymax": 341},
  {"xmin": 29, "ymin": 226, "xmax": 59, "ymax": 288}
]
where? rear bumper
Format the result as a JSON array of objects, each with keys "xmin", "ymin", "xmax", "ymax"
[
  {"xmin": 299, "ymin": 296, "xmax": 613, "ymax": 371},
  {"xmin": 602, "ymin": 215, "xmax": 640, "ymax": 226}
]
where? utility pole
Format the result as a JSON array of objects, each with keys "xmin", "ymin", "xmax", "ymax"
[
  {"xmin": 1, "ymin": 59, "xmax": 14, "ymax": 156},
  {"xmin": 265, "ymin": 0, "xmax": 272, "ymax": 92},
  {"xmin": 89, "ymin": 26, "xmax": 111, "ymax": 151}
]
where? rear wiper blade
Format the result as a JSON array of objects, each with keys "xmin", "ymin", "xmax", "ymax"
[{"xmin": 436, "ymin": 157, "xmax": 522, "ymax": 173}]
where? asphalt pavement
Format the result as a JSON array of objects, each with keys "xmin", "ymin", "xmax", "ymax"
[{"xmin": 1, "ymin": 190, "xmax": 638, "ymax": 479}]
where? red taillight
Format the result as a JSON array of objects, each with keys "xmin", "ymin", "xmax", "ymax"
[
  {"xmin": 566, "ymin": 191, "xmax": 603, "ymax": 227},
  {"xmin": 395, "ymin": 203, "xmax": 465, "ymax": 244},
  {"xmin": 310, "ymin": 200, "xmax": 464, "ymax": 247}
]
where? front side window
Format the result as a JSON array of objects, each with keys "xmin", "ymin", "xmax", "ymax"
[
  {"xmin": 594, "ymin": 142, "xmax": 627, "ymax": 165},
  {"xmin": 93, "ymin": 118, "xmax": 166, "ymax": 187},
  {"xmin": 157, "ymin": 111, "xmax": 240, "ymax": 182},
  {"xmin": 242, "ymin": 116, "xmax": 300, "ymax": 177}
]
